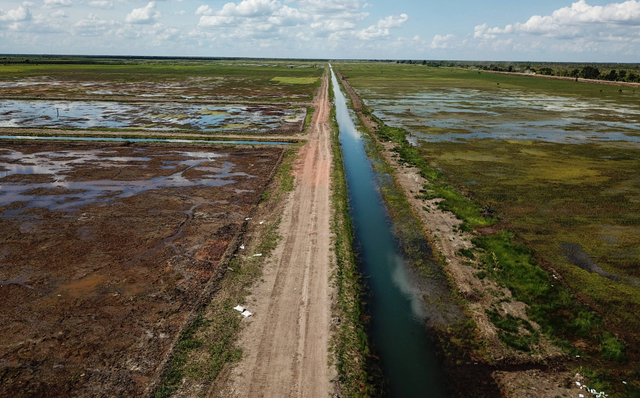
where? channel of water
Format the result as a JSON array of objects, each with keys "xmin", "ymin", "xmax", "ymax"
[
  {"xmin": 0, "ymin": 135, "xmax": 291, "ymax": 146},
  {"xmin": 330, "ymin": 66, "xmax": 450, "ymax": 396}
]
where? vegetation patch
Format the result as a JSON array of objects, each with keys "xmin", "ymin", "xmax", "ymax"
[{"xmin": 271, "ymin": 76, "xmax": 319, "ymax": 84}]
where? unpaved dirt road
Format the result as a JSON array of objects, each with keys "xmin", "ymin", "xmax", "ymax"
[{"xmin": 217, "ymin": 73, "xmax": 334, "ymax": 397}]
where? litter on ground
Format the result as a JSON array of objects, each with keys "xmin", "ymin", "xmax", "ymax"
[
  {"xmin": 259, "ymin": 221, "xmax": 264, "ymax": 225},
  {"xmin": 233, "ymin": 305, "xmax": 245, "ymax": 312},
  {"xmin": 241, "ymin": 310, "xmax": 253, "ymax": 318},
  {"xmin": 253, "ymin": 253, "xmax": 262, "ymax": 257},
  {"xmin": 240, "ymin": 244, "xmax": 245, "ymax": 250}
]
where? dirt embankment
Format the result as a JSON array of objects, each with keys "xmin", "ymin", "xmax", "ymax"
[
  {"xmin": 0, "ymin": 142, "xmax": 284, "ymax": 397},
  {"xmin": 335, "ymin": 70, "xmax": 595, "ymax": 398},
  {"xmin": 0, "ymin": 128, "xmax": 305, "ymax": 143},
  {"xmin": 214, "ymin": 72, "xmax": 335, "ymax": 397}
]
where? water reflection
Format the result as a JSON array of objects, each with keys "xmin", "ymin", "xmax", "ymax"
[{"xmin": 0, "ymin": 148, "xmax": 253, "ymax": 215}]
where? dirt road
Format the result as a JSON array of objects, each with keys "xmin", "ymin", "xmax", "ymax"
[{"xmin": 217, "ymin": 73, "xmax": 334, "ymax": 397}]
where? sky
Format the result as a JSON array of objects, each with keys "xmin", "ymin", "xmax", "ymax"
[{"xmin": 0, "ymin": 0, "xmax": 639, "ymax": 61}]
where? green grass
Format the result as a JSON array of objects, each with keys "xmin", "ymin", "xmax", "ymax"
[
  {"xmin": 0, "ymin": 61, "xmax": 324, "ymax": 102},
  {"xmin": 334, "ymin": 62, "xmax": 640, "ymax": 105},
  {"xmin": 270, "ymin": 77, "xmax": 319, "ymax": 84}
]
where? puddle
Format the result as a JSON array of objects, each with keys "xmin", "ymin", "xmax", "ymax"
[
  {"xmin": 0, "ymin": 147, "xmax": 254, "ymax": 215},
  {"xmin": 0, "ymin": 100, "xmax": 305, "ymax": 133},
  {"xmin": 360, "ymin": 88, "xmax": 640, "ymax": 143}
]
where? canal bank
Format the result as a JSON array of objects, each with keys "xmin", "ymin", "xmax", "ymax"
[{"xmin": 330, "ymin": 65, "xmax": 453, "ymax": 397}]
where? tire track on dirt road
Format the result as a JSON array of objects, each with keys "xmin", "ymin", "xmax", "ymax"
[{"xmin": 217, "ymin": 72, "xmax": 334, "ymax": 398}]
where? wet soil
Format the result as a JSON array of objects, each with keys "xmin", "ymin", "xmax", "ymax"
[{"xmin": 0, "ymin": 141, "xmax": 284, "ymax": 397}]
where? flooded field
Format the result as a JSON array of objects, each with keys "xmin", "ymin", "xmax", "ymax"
[
  {"xmin": 0, "ymin": 141, "xmax": 283, "ymax": 397},
  {"xmin": 360, "ymin": 88, "xmax": 640, "ymax": 143},
  {"xmin": 337, "ymin": 62, "xmax": 640, "ymax": 396},
  {"xmin": 0, "ymin": 100, "xmax": 306, "ymax": 134}
]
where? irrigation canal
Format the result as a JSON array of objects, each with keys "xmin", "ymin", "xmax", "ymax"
[{"xmin": 330, "ymin": 65, "xmax": 450, "ymax": 397}]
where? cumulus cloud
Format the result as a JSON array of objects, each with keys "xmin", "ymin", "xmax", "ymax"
[
  {"xmin": 195, "ymin": 5, "xmax": 213, "ymax": 16},
  {"xmin": 356, "ymin": 13, "xmax": 407, "ymax": 40},
  {"xmin": 44, "ymin": 0, "xmax": 72, "ymax": 8},
  {"xmin": 51, "ymin": 9, "xmax": 68, "ymax": 17},
  {"xmin": 430, "ymin": 33, "xmax": 455, "ymax": 49},
  {"xmin": 126, "ymin": 1, "xmax": 160, "ymax": 24},
  {"xmin": 0, "ymin": 6, "xmax": 32, "ymax": 22},
  {"xmin": 474, "ymin": 0, "xmax": 640, "ymax": 40},
  {"xmin": 74, "ymin": 12, "xmax": 118, "ymax": 35},
  {"xmin": 88, "ymin": 1, "xmax": 113, "ymax": 10}
]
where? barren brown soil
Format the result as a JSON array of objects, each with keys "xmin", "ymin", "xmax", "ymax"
[
  {"xmin": 0, "ymin": 141, "xmax": 284, "ymax": 397},
  {"xmin": 215, "ymin": 73, "xmax": 334, "ymax": 397}
]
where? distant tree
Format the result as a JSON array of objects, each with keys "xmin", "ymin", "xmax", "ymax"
[
  {"xmin": 508, "ymin": 65, "xmax": 513, "ymax": 72},
  {"xmin": 539, "ymin": 67, "xmax": 554, "ymax": 75},
  {"xmin": 603, "ymin": 70, "xmax": 619, "ymax": 81},
  {"xmin": 627, "ymin": 72, "xmax": 638, "ymax": 82},
  {"xmin": 580, "ymin": 66, "xmax": 600, "ymax": 79},
  {"xmin": 570, "ymin": 68, "xmax": 580, "ymax": 77},
  {"xmin": 422, "ymin": 60, "xmax": 426, "ymax": 65},
  {"xmin": 618, "ymin": 70, "xmax": 627, "ymax": 79}
]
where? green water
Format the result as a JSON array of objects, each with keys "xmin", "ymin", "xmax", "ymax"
[{"xmin": 331, "ymin": 66, "xmax": 450, "ymax": 397}]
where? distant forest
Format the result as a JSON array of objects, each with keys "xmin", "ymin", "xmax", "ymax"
[{"xmin": 2, "ymin": 55, "xmax": 639, "ymax": 84}]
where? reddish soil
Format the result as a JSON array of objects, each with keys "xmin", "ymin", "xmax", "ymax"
[{"xmin": 0, "ymin": 141, "xmax": 284, "ymax": 397}]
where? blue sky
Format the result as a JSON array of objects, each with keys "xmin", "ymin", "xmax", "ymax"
[{"xmin": 0, "ymin": 0, "xmax": 638, "ymax": 61}]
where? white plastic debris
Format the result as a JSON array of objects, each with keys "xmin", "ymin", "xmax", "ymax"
[
  {"xmin": 623, "ymin": 381, "xmax": 627, "ymax": 384},
  {"xmin": 245, "ymin": 217, "xmax": 252, "ymax": 221},
  {"xmin": 233, "ymin": 305, "xmax": 245, "ymax": 312},
  {"xmin": 253, "ymin": 253, "xmax": 262, "ymax": 257},
  {"xmin": 241, "ymin": 310, "xmax": 253, "ymax": 318},
  {"xmin": 259, "ymin": 221, "xmax": 264, "ymax": 225},
  {"xmin": 579, "ymin": 395, "xmax": 584, "ymax": 398},
  {"xmin": 576, "ymin": 382, "xmax": 581, "ymax": 386},
  {"xmin": 240, "ymin": 244, "xmax": 245, "ymax": 250}
]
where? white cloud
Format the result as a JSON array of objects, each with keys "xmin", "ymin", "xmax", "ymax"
[
  {"xmin": 88, "ymin": 1, "xmax": 113, "ymax": 10},
  {"xmin": 44, "ymin": 0, "xmax": 72, "ymax": 8},
  {"xmin": 195, "ymin": 5, "xmax": 212, "ymax": 16},
  {"xmin": 0, "ymin": 6, "xmax": 32, "ymax": 22},
  {"xmin": 356, "ymin": 13, "xmax": 407, "ymax": 40},
  {"xmin": 475, "ymin": 0, "xmax": 640, "ymax": 40},
  {"xmin": 126, "ymin": 1, "xmax": 160, "ymax": 24},
  {"xmin": 22, "ymin": 2, "xmax": 35, "ymax": 7},
  {"xmin": 430, "ymin": 33, "xmax": 455, "ymax": 49},
  {"xmin": 51, "ymin": 9, "xmax": 68, "ymax": 17},
  {"xmin": 74, "ymin": 12, "xmax": 118, "ymax": 35},
  {"xmin": 376, "ymin": 13, "xmax": 408, "ymax": 28}
]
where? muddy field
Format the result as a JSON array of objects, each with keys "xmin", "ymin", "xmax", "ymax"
[
  {"xmin": 0, "ymin": 101, "xmax": 306, "ymax": 135},
  {"xmin": 0, "ymin": 141, "xmax": 283, "ymax": 397}
]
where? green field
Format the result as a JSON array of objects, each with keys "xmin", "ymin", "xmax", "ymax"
[
  {"xmin": 336, "ymin": 62, "xmax": 640, "ymax": 394},
  {"xmin": 0, "ymin": 60, "xmax": 324, "ymax": 102}
]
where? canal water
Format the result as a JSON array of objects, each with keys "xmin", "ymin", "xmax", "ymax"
[{"xmin": 330, "ymin": 65, "xmax": 450, "ymax": 397}]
